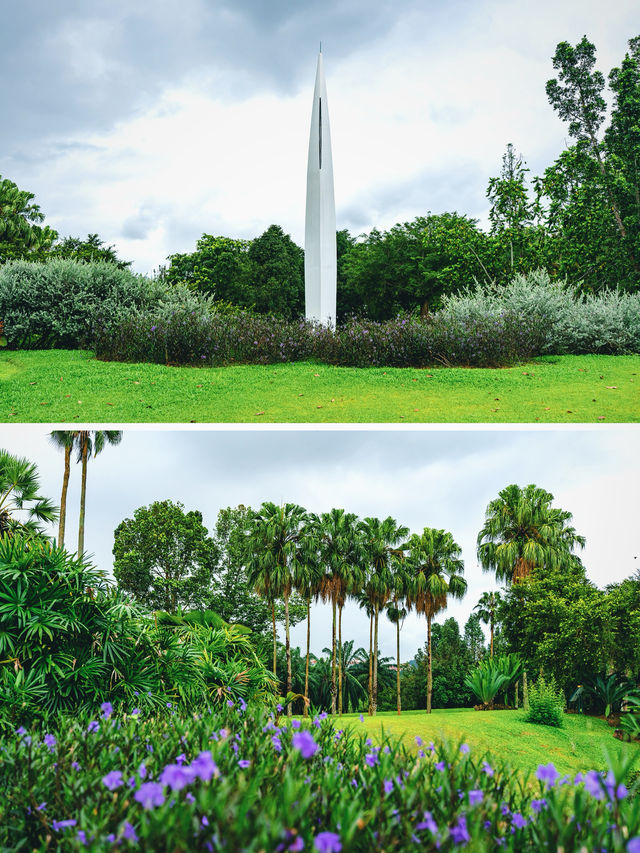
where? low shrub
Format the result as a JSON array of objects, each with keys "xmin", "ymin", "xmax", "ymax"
[
  {"xmin": 524, "ymin": 675, "xmax": 566, "ymax": 728},
  {"xmin": 0, "ymin": 259, "xmax": 160, "ymax": 348},
  {"xmin": 2, "ymin": 704, "xmax": 639, "ymax": 851}
]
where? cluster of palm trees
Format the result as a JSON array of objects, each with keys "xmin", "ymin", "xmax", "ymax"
[{"xmin": 243, "ymin": 484, "xmax": 586, "ymax": 717}]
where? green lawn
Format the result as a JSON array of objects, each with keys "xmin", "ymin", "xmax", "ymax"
[
  {"xmin": 1, "ymin": 350, "xmax": 639, "ymax": 423},
  {"xmin": 335, "ymin": 709, "xmax": 638, "ymax": 777}
]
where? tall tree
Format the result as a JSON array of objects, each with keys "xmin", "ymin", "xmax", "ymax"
[
  {"xmin": 246, "ymin": 502, "xmax": 311, "ymax": 714},
  {"xmin": 386, "ymin": 559, "xmax": 408, "ymax": 715},
  {"xmin": 49, "ymin": 431, "xmax": 76, "ymax": 548},
  {"xmin": 474, "ymin": 591, "xmax": 502, "ymax": 658},
  {"xmin": 477, "ymin": 484, "xmax": 586, "ymax": 584},
  {"xmin": 405, "ymin": 527, "xmax": 467, "ymax": 713},
  {"xmin": 0, "ymin": 449, "xmax": 57, "ymax": 539},
  {"xmin": 463, "ymin": 613, "xmax": 486, "ymax": 664},
  {"xmin": 358, "ymin": 516, "xmax": 409, "ymax": 715},
  {"xmin": 113, "ymin": 499, "xmax": 220, "ymax": 612},
  {"xmin": 74, "ymin": 431, "xmax": 122, "ymax": 557},
  {"xmin": 0, "ymin": 175, "xmax": 58, "ymax": 263}
]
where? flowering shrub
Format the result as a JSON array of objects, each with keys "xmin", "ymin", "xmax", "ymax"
[{"xmin": 2, "ymin": 703, "xmax": 639, "ymax": 851}]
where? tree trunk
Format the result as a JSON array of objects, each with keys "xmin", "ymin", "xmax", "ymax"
[
  {"xmin": 338, "ymin": 604, "xmax": 343, "ymax": 715},
  {"xmin": 490, "ymin": 618, "xmax": 494, "ymax": 658},
  {"xmin": 396, "ymin": 613, "xmax": 401, "ymax": 715},
  {"xmin": 427, "ymin": 615, "xmax": 433, "ymax": 714},
  {"xmin": 304, "ymin": 596, "xmax": 310, "ymax": 717},
  {"xmin": 368, "ymin": 610, "xmax": 373, "ymax": 716},
  {"xmin": 272, "ymin": 600, "xmax": 277, "ymax": 680},
  {"xmin": 284, "ymin": 589, "xmax": 292, "ymax": 716},
  {"xmin": 373, "ymin": 602, "xmax": 379, "ymax": 716},
  {"xmin": 523, "ymin": 671, "xmax": 529, "ymax": 711},
  {"xmin": 78, "ymin": 438, "xmax": 88, "ymax": 557},
  {"xmin": 58, "ymin": 444, "xmax": 71, "ymax": 548},
  {"xmin": 330, "ymin": 598, "xmax": 337, "ymax": 715},
  {"xmin": 515, "ymin": 680, "xmax": 519, "ymax": 710}
]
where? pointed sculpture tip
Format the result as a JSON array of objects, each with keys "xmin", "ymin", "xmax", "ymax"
[{"xmin": 319, "ymin": 41, "xmax": 322, "ymax": 54}]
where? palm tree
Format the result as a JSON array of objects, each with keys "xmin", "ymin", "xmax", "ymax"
[
  {"xmin": 386, "ymin": 557, "xmax": 408, "ymax": 715},
  {"xmin": 477, "ymin": 484, "xmax": 586, "ymax": 584},
  {"xmin": 0, "ymin": 449, "xmax": 58, "ymax": 538},
  {"xmin": 49, "ymin": 430, "xmax": 76, "ymax": 547},
  {"xmin": 75, "ymin": 431, "xmax": 123, "ymax": 556},
  {"xmin": 358, "ymin": 516, "xmax": 409, "ymax": 715},
  {"xmin": 405, "ymin": 527, "xmax": 467, "ymax": 714},
  {"xmin": 474, "ymin": 591, "xmax": 502, "ymax": 658},
  {"xmin": 246, "ymin": 502, "xmax": 311, "ymax": 715},
  {"xmin": 293, "ymin": 522, "xmax": 323, "ymax": 717},
  {"xmin": 311, "ymin": 509, "xmax": 363, "ymax": 715}
]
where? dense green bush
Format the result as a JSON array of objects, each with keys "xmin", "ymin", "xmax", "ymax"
[
  {"xmin": 2, "ymin": 703, "xmax": 639, "ymax": 851},
  {"xmin": 524, "ymin": 675, "xmax": 566, "ymax": 728},
  {"xmin": 0, "ymin": 259, "xmax": 160, "ymax": 348}
]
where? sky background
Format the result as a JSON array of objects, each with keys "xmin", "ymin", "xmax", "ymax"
[
  {"xmin": 4, "ymin": 425, "xmax": 638, "ymax": 661},
  {"xmin": 2, "ymin": 1, "xmax": 638, "ymax": 274}
]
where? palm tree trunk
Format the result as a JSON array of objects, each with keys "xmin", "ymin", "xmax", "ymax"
[
  {"xmin": 396, "ymin": 614, "xmax": 401, "ymax": 715},
  {"xmin": 58, "ymin": 444, "xmax": 71, "ymax": 548},
  {"xmin": 338, "ymin": 604, "xmax": 343, "ymax": 715},
  {"xmin": 427, "ymin": 614, "xmax": 433, "ymax": 714},
  {"xmin": 368, "ymin": 610, "xmax": 373, "ymax": 716},
  {"xmin": 330, "ymin": 598, "xmax": 337, "ymax": 715},
  {"xmin": 78, "ymin": 437, "xmax": 88, "ymax": 557},
  {"xmin": 490, "ymin": 617, "xmax": 494, "ymax": 658},
  {"xmin": 272, "ymin": 600, "xmax": 277, "ymax": 679},
  {"xmin": 304, "ymin": 595, "xmax": 310, "ymax": 717},
  {"xmin": 373, "ymin": 601, "xmax": 379, "ymax": 716},
  {"xmin": 284, "ymin": 589, "xmax": 292, "ymax": 716}
]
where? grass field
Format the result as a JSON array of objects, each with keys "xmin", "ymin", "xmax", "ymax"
[
  {"xmin": 1, "ymin": 350, "xmax": 638, "ymax": 423},
  {"xmin": 336, "ymin": 709, "xmax": 638, "ymax": 777}
]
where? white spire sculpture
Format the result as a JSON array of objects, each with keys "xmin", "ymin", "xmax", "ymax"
[{"xmin": 305, "ymin": 48, "xmax": 336, "ymax": 327}]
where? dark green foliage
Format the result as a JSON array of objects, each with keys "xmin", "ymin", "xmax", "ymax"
[
  {"xmin": 524, "ymin": 675, "xmax": 566, "ymax": 728},
  {"xmin": 49, "ymin": 233, "xmax": 132, "ymax": 269},
  {"xmin": 113, "ymin": 499, "xmax": 220, "ymax": 613},
  {"xmin": 0, "ymin": 259, "xmax": 157, "ymax": 348},
  {"xmin": 165, "ymin": 234, "xmax": 250, "ymax": 303},
  {"xmin": 582, "ymin": 673, "xmax": 636, "ymax": 718},
  {"xmin": 0, "ymin": 175, "xmax": 57, "ymax": 263},
  {"xmin": 0, "ymin": 448, "xmax": 58, "ymax": 538}
]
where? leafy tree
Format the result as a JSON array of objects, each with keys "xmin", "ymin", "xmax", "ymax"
[
  {"xmin": 604, "ymin": 570, "xmax": 640, "ymax": 679},
  {"xmin": 49, "ymin": 233, "xmax": 131, "ymax": 269},
  {"xmin": 0, "ymin": 449, "xmax": 57, "ymax": 539},
  {"xmin": 477, "ymin": 484, "xmax": 586, "ymax": 584},
  {"xmin": 113, "ymin": 500, "xmax": 219, "ymax": 612},
  {"xmin": 74, "ymin": 431, "xmax": 122, "ymax": 557},
  {"xmin": 49, "ymin": 431, "xmax": 75, "ymax": 548},
  {"xmin": 165, "ymin": 234, "xmax": 250, "ymax": 303},
  {"xmin": 474, "ymin": 591, "xmax": 502, "ymax": 657},
  {"xmin": 243, "ymin": 225, "xmax": 304, "ymax": 319},
  {"xmin": 404, "ymin": 528, "xmax": 467, "ymax": 713},
  {"xmin": 246, "ymin": 502, "xmax": 312, "ymax": 713},
  {"xmin": 358, "ymin": 516, "xmax": 409, "ymax": 715},
  {"xmin": 0, "ymin": 175, "xmax": 57, "ymax": 263},
  {"xmin": 463, "ymin": 613, "xmax": 486, "ymax": 664}
]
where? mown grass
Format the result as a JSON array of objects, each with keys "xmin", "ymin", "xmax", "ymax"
[
  {"xmin": 1, "ymin": 349, "xmax": 638, "ymax": 423},
  {"xmin": 338, "ymin": 708, "xmax": 636, "ymax": 777}
]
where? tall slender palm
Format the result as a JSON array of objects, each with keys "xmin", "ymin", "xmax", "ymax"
[
  {"xmin": 474, "ymin": 591, "xmax": 502, "ymax": 658},
  {"xmin": 405, "ymin": 527, "xmax": 467, "ymax": 713},
  {"xmin": 477, "ymin": 484, "xmax": 586, "ymax": 584},
  {"xmin": 293, "ymin": 521, "xmax": 323, "ymax": 717},
  {"xmin": 358, "ymin": 516, "xmax": 409, "ymax": 716},
  {"xmin": 0, "ymin": 449, "xmax": 58, "ymax": 538},
  {"xmin": 311, "ymin": 509, "xmax": 363, "ymax": 715},
  {"xmin": 75, "ymin": 431, "xmax": 122, "ymax": 556},
  {"xmin": 49, "ymin": 430, "xmax": 76, "ymax": 547},
  {"xmin": 246, "ymin": 502, "xmax": 311, "ymax": 715},
  {"xmin": 386, "ymin": 555, "xmax": 408, "ymax": 715}
]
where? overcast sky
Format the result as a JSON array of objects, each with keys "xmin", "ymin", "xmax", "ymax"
[
  {"xmin": 2, "ymin": 1, "xmax": 638, "ymax": 273},
  {"xmin": 5, "ymin": 425, "xmax": 638, "ymax": 660}
]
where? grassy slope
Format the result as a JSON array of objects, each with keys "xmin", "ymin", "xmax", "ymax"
[
  {"xmin": 339, "ymin": 709, "xmax": 638, "ymax": 777},
  {"xmin": 0, "ymin": 350, "xmax": 638, "ymax": 423}
]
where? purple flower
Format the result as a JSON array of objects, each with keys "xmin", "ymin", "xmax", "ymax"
[
  {"xmin": 71, "ymin": 761, "xmax": 81, "ymax": 771},
  {"xmin": 52, "ymin": 819, "xmax": 77, "ymax": 831},
  {"xmin": 102, "ymin": 770, "xmax": 123, "ymax": 791},
  {"xmin": 435, "ymin": 760, "xmax": 446, "ymax": 772},
  {"xmin": 512, "ymin": 813, "xmax": 527, "ymax": 829},
  {"xmin": 365, "ymin": 753, "xmax": 378, "ymax": 768},
  {"xmin": 460, "ymin": 743, "xmax": 470, "ymax": 754},
  {"xmin": 160, "ymin": 764, "xmax": 193, "ymax": 791},
  {"xmin": 138, "ymin": 763, "xmax": 147, "ymax": 780},
  {"xmin": 628, "ymin": 839, "xmax": 640, "ymax": 853},
  {"xmin": 383, "ymin": 779, "xmax": 393, "ymax": 794},
  {"xmin": 604, "ymin": 770, "xmax": 628, "ymax": 801},
  {"xmin": 134, "ymin": 782, "xmax": 165, "ymax": 810},
  {"xmin": 237, "ymin": 759, "xmax": 251, "ymax": 769},
  {"xmin": 531, "ymin": 798, "xmax": 547, "ymax": 814},
  {"xmin": 100, "ymin": 701, "xmax": 113, "ymax": 719},
  {"xmin": 43, "ymin": 733, "xmax": 56, "ymax": 750},
  {"xmin": 416, "ymin": 811, "xmax": 437, "ymax": 834},
  {"xmin": 291, "ymin": 719, "xmax": 301, "ymax": 730},
  {"xmin": 415, "ymin": 736, "xmax": 423, "ymax": 746},
  {"xmin": 469, "ymin": 789, "xmax": 483, "ymax": 806},
  {"xmin": 536, "ymin": 763, "xmax": 559, "ymax": 788},
  {"xmin": 131, "ymin": 708, "xmax": 140, "ymax": 716},
  {"xmin": 584, "ymin": 770, "xmax": 604, "ymax": 800},
  {"xmin": 450, "ymin": 815, "xmax": 470, "ymax": 845},
  {"xmin": 314, "ymin": 831, "xmax": 342, "ymax": 853},
  {"xmin": 292, "ymin": 731, "xmax": 319, "ymax": 759},
  {"xmin": 16, "ymin": 726, "xmax": 27, "ymax": 736},
  {"xmin": 76, "ymin": 830, "xmax": 87, "ymax": 845},
  {"xmin": 272, "ymin": 735, "xmax": 283, "ymax": 753},
  {"xmin": 122, "ymin": 822, "xmax": 139, "ymax": 842},
  {"xmin": 190, "ymin": 751, "xmax": 218, "ymax": 782},
  {"xmin": 482, "ymin": 761, "xmax": 494, "ymax": 776},
  {"xmin": 87, "ymin": 721, "xmax": 99, "ymax": 734},
  {"xmin": 359, "ymin": 714, "xmax": 364, "ymax": 722}
]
